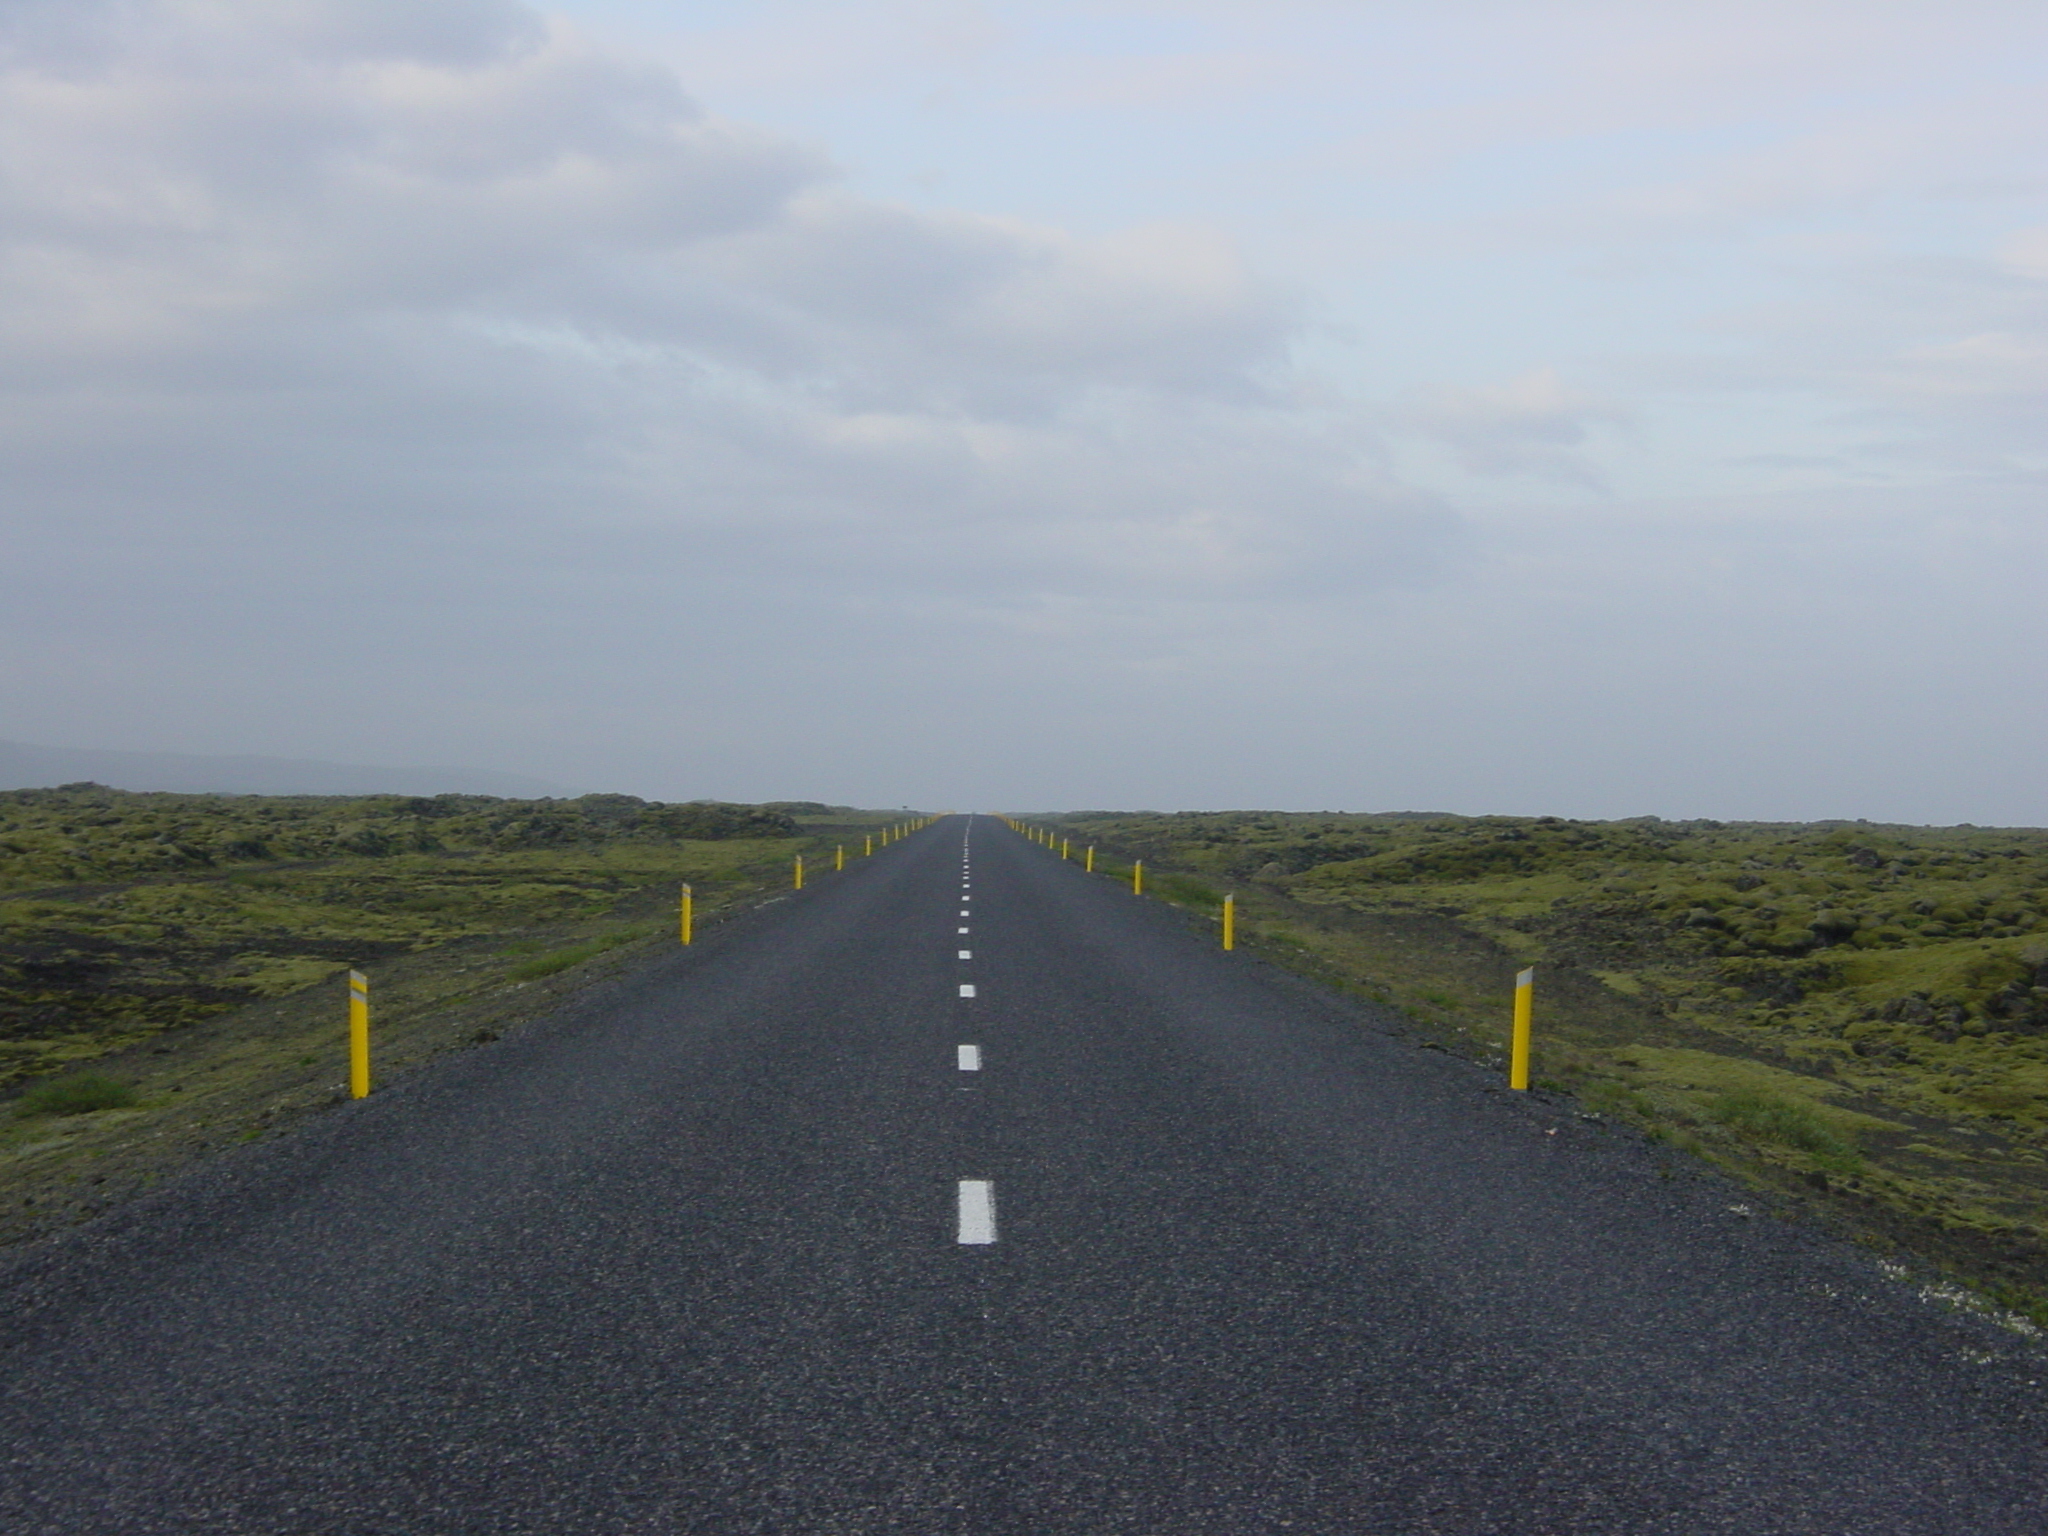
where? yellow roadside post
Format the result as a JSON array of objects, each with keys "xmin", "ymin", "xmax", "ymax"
[
  {"xmin": 1133, "ymin": 860, "xmax": 1143, "ymax": 896},
  {"xmin": 794, "ymin": 855, "xmax": 805, "ymax": 890},
  {"xmin": 865, "ymin": 834, "xmax": 873, "ymax": 856},
  {"xmin": 680, "ymin": 883, "xmax": 694, "ymax": 946},
  {"xmin": 348, "ymin": 970, "xmax": 370, "ymax": 1099},
  {"xmin": 1510, "ymin": 967, "xmax": 1536, "ymax": 1090},
  {"xmin": 1061, "ymin": 838, "xmax": 1069, "ymax": 860},
  {"xmin": 1086, "ymin": 846, "xmax": 1094, "ymax": 873},
  {"xmin": 836, "ymin": 845, "xmax": 845, "ymax": 872},
  {"xmin": 1222, "ymin": 894, "xmax": 1235, "ymax": 950}
]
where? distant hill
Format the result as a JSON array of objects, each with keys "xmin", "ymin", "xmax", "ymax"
[{"xmin": 0, "ymin": 739, "xmax": 580, "ymax": 799}]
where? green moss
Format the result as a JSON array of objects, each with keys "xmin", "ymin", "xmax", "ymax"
[
  {"xmin": 506, "ymin": 928, "xmax": 647, "ymax": 981},
  {"xmin": 16, "ymin": 1072, "xmax": 138, "ymax": 1116}
]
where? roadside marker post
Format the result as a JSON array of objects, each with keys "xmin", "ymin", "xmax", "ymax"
[
  {"xmin": 836, "ymin": 845, "xmax": 845, "ymax": 872},
  {"xmin": 1086, "ymin": 847, "xmax": 1094, "ymax": 873},
  {"xmin": 1061, "ymin": 838, "xmax": 1069, "ymax": 860},
  {"xmin": 348, "ymin": 970, "xmax": 370, "ymax": 1099},
  {"xmin": 1133, "ymin": 860, "xmax": 1143, "ymax": 896},
  {"xmin": 1510, "ymin": 967, "xmax": 1535, "ymax": 1090},
  {"xmin": 795, "ymin": 855, "xmax": 805, "ymax": 891},
  {"xmin": 680, "ymin": 884, "xmax": 693, "ymax": 946},
  {"xmin": 865, "ymin": 835, "xmax": 873, "ymax": 857},
  {"xmin": 1222, "ymin": 894, "xmax": 1235, "ymax": 951}
]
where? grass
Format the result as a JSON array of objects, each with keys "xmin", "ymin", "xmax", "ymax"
[
  {"xmin": 507, "ymin": 928, "xmax": 647, "ymax": 981},
  {"xmin": 1152, "ymin": 872, "xmax": 1223, "ymax": 908},
  {"xmin": 1708, "ymin": 1087, "xmax": 1863, "ymax": 1171},
  {"xmin": 18, "ymin": 1072, "xmax": 138, "ymax": 1116}
]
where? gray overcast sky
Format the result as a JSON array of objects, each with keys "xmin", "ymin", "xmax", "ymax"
[{"xmin": 3, "ymin": 0, "xmax": 2044, "ymax": 822}]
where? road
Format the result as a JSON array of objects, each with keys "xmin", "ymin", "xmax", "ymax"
[{"xmin": 2, "ymin": 814, "xmax": 2045, "ymax": 1533}]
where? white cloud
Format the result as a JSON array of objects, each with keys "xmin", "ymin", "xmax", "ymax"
[
  {"xmin": 0, "ymin": 0, "xmax": 1455, "ymax": 793},
  {"xmin": 4, "ymin": 0, "xmax": 2045, "ymax": 820},
  {"xmin": 1399, "ymin": 368, "xmax": 1625, "ymax": 487}
]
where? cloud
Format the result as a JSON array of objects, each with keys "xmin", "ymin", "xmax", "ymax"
[
  {"xmin": 1398, "ymin": 368, "xmax": 1625, "ymax": 486},
  {"xmin": 0, "ymin": 0, "xmax": 1456, "ymax": 789}
]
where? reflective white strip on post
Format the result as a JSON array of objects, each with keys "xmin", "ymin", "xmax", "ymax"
[{"xmin": 957, "ymin": 1180, "xmax": 996, "ymax": 1244}]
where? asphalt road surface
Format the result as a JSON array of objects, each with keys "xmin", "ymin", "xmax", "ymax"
[{"xmin": 3, "ymin": 815, "xmax": 2046, "ymax": 1533}]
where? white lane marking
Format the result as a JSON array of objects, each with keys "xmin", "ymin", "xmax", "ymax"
[
  {"xmin": 959, "ymin": 909, "xmax": 969, "ymax": 917},
  {"xmin": 959, "ymin": 983, "xmax": 976, "ymax": 997},
  {"xmin": 958, "ymin": 949, "xmax": 972, "ymax": 959},
  {"xmin": 958, "ymin": 926, "xmax": 969, "ymax": 934},
  {"xmin": 957, "ymin": 1180, "xmax": 996, "ymax": 1244},
  {"xmin": 958, "ymin": 1044, "xmax": 981, "ymax": 1071}
]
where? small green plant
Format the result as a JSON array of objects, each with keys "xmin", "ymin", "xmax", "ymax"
[
  {"xmin": 507, "ymin": 927, "xmax": 646, "ymax": 982},
  {"xmin": 1709, "ymin": 1087, "xmax": 1861, "ymax": 1171},
  {"xmin": 17, "ymin": 1072, "xmax": 138, "ymax": 1116},
  {"xmin": 1581, "ymin": 1079, "xmax": 1658, "ymax": 1121},
  {"xmin": 1154, "ymin": 873, "xmax": 1222, "ymax": 908}
]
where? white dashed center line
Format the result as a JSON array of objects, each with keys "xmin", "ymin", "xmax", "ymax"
[
  {"xmin": 959, "ymin": 983, "xmax": 976, "ymax": 997},
  {"xmin": 958, "ymin": 1044, "xmax": 981, "ymax": 1071},
  {"xmin": 958, "ymin": 949, "xmax": 972, "ymax": 960},
  {"xmin": 958, "ymin": 926, "xmax": 969, "ymax": 934},
  {"xmin": 957, "ymin": 1180, "xmax": 996, "ymax": 1244}
]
